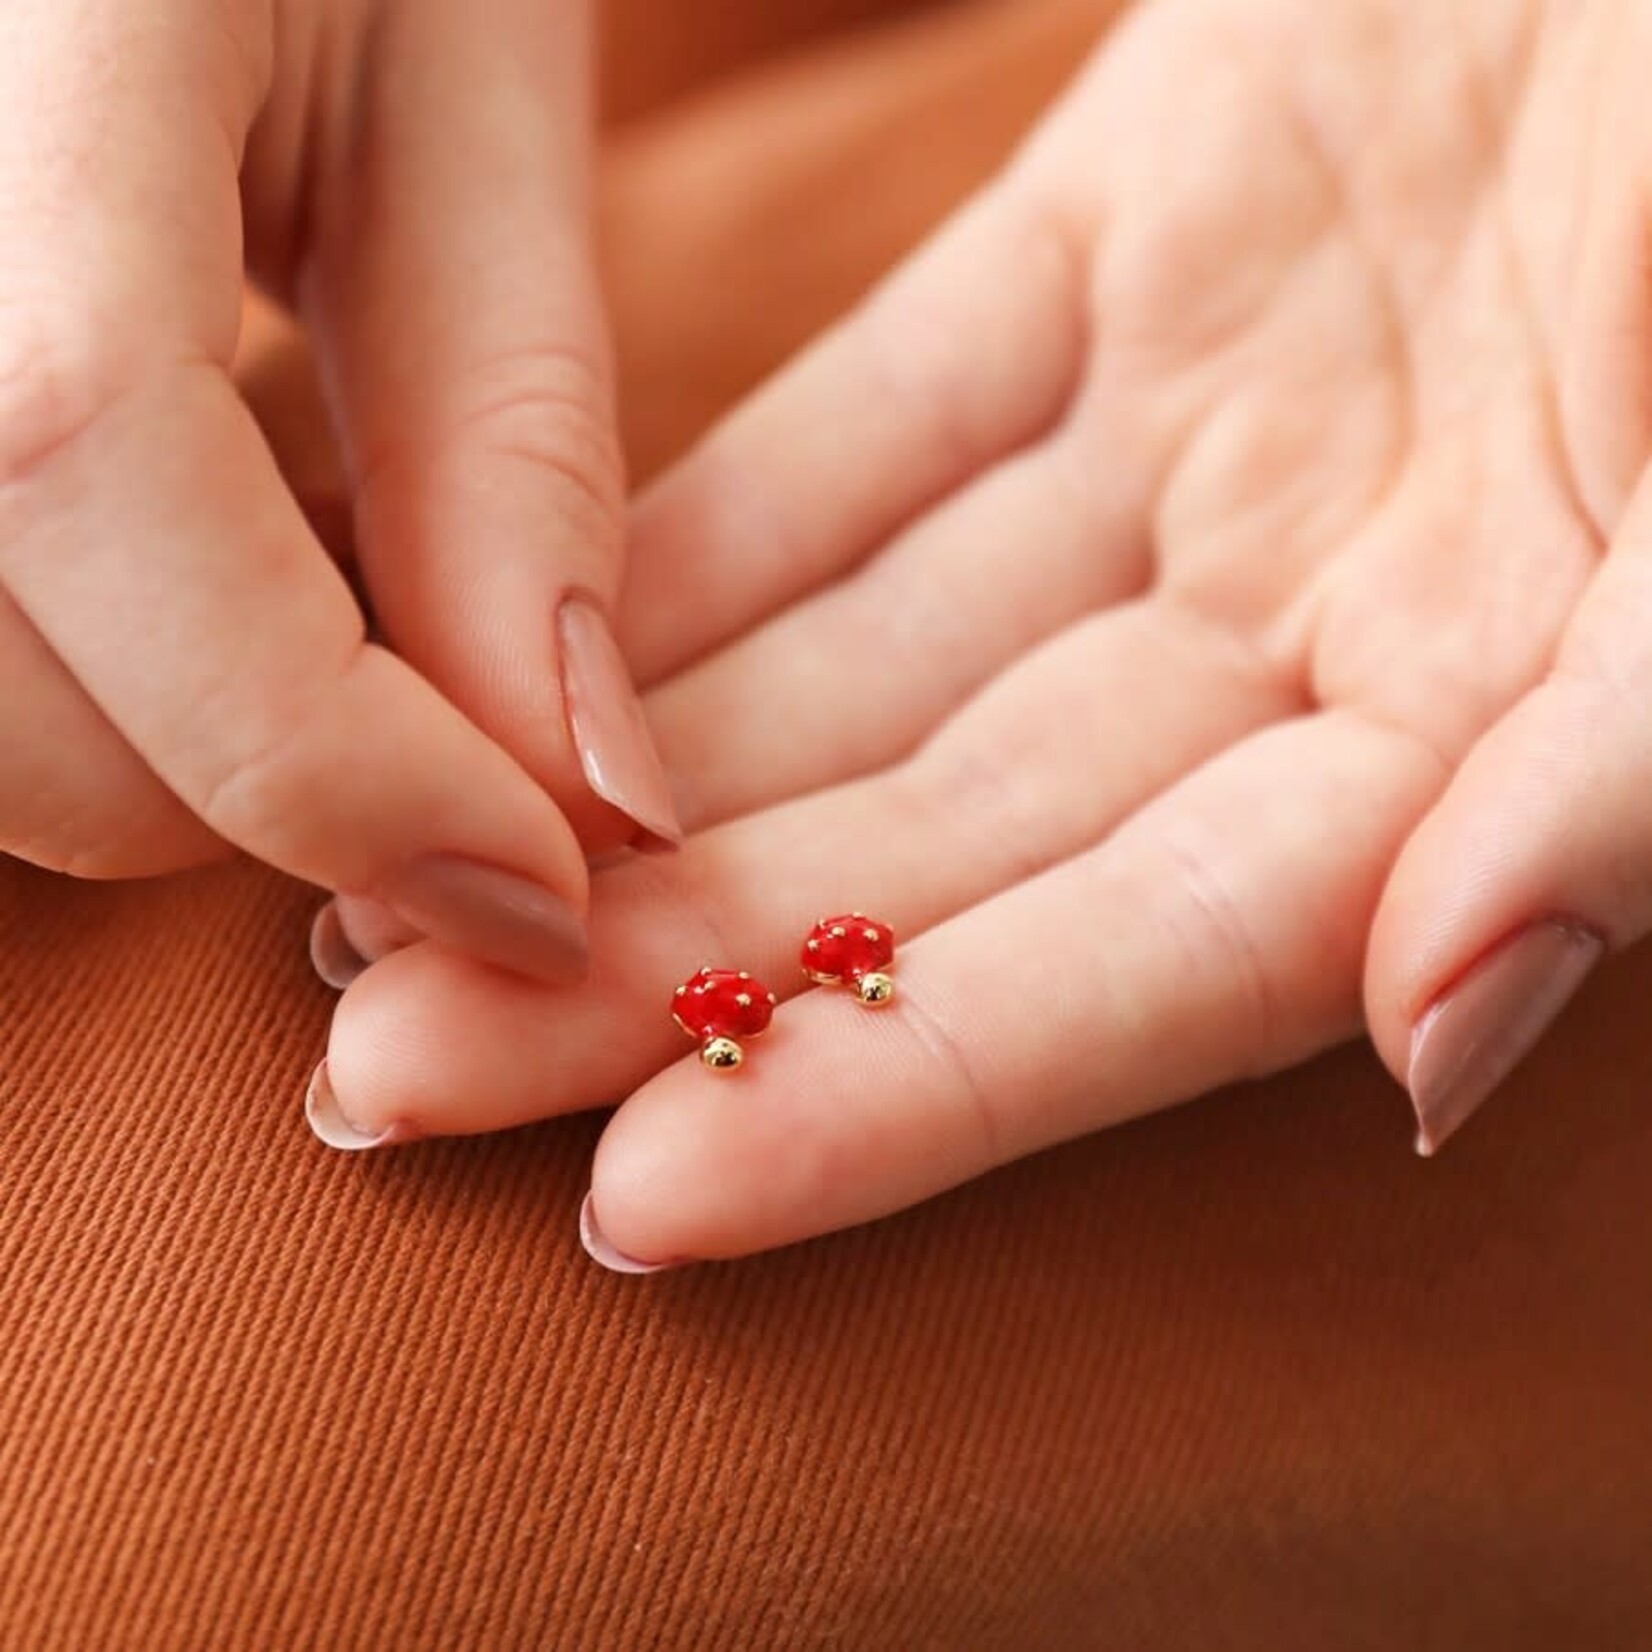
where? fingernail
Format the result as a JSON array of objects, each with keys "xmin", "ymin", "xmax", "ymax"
[
  {"xmin": 310, "ymin": 898, "xmax": 424, "ymax": 990},
  {"xmin": 309, "ymin": 903, "xmax": 368, "ymax": 990},
  {"xmin": 335, "ymin": 894, "xmax": 423, "ymax": 960},
  {"xmin": 559, "ymin": 596, "xmax": 683, "ymax": 850},
  {"xmin": 304, "ymin": 1060, "xmax": 414, "ymax": 1152},
  {"xmin": 375, "ymin": 855, "xmax": 588, "ymax": 984},
  {"xmin": 578, "ymin": 1191, "xmax": 682, "ymax": 1275},
  {"xmin": 1408, "ymin": 919, "xmax": 1603, "ymax": 1156}
]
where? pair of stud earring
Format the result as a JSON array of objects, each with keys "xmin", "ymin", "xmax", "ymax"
[{"xmin": 671, "ymin": 913, "xmax": 896, "ymax": 1072}]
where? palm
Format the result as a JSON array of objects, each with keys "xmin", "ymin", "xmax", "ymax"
[
  {"xmin": 1067, "ymin": 0, "xmax": 1608, "ymax": 748},
  {"xmin": 325, "ymin": 0, "xmax": 1649, "ymax": 1264}
]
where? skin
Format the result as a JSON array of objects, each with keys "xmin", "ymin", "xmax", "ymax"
[
  {"xmin": 24, "ymin": 0, "xmax": 1652, "ymax": 1258},
  {"xmin": 0, "ymin": 0, "xmax": 636, "ymax": 923}
]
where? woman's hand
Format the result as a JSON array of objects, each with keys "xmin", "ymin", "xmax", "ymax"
[
  {"xmin": 322, "ymin": 0, "xmax": 1650, "ymax": 1260},
  {"xmin": 0, "ymin": 0, "xmax": 676, "ymax": 983}
]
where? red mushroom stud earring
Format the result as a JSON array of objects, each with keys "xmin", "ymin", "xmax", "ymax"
[
  {"xmin": 801, "ymin": 913, "xmax": 897, "ymax": 1006},
  {"xmin": 672, "ymin": 967, "xmax": 778, "ymax": 1071}
]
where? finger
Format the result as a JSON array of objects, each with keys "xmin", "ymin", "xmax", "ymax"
[
  {"xmin": 316, "ymin": 598, "xmax": 1296, "ymax": 1144},
  {"xmin": 0, "ymin": 590, "xmax": 223, "ymax": 878},
  {"xmin": 619, "ymin": 178, "xmax": 1089, "ymax": 684},
  {"xmin": 232, "ymin": 295, "xmax": 358, "ymax": 568},
  {"xmin": 309, "ymin": 893, "xmax": 424, "ymax": 992},
  {"xmin": 647, "ymin": 420, "xmax": 1151, "ymax": 828},
  {"xmin": 305, "ymin": 0, "xmax": 677, "ymax": 852},
  {"xmin": 1365, "ymin": 472, "xmax": 1652, "ymax": 1155},
  {"xmin": 590, "ymin": 712, "xmax": 1441, "ymax": 1265},
  {"xmin": 0, "ymin": 3, "xmax": 593, "ymax": 978},
  {"xmin": 1, "ymin": 362, "xmax": 591, "ymax": 983}
]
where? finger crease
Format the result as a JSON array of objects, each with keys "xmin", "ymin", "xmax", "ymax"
[{"xmin": 898, "ymin": 983, "xmax": 1004, "ymax": 1170}]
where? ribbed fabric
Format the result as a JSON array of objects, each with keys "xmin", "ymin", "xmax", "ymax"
[
  {"xmin": 4, "ymin": 4, "xmax": 1652, "ymax": 1644},
  {"xmin": 4, "ymin": 859, "xmax": 1651, "ymax": 1648}
]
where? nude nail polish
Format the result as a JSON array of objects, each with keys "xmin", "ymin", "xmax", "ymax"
[
  {"xmin": 1408, "ymin": 920, "xmax": 1603, "ymax": 1156},
  {"xmin": 578, "ymin": 1192, "xmax": 680, "ymax": 1276},
  {"xmin": 309, "ymin": 903, "xmax": 368, "ymax": 991},
  {"xmin": 375, "ymin": 855, "xmax": 588, "ymax": 985},
  {"xmin": 559, "ymin": 596, "xmax": 683, "ymax": 850},
  {"xmin": 304, "ymin": 1060, "xmax": 413, "ymax": 1152}
]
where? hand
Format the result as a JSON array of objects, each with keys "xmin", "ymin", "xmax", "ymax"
[
  {"xmin": 0, "ymin": 0, "xmax": 677, "ymax": 983},
  {"xmin": 321, "ymin": 0, "xmax": 1649, "ymax": 1260}
]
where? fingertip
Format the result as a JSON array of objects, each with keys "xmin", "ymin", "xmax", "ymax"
[
  {"xmin": 1362, "ymin": 681, "xmax": 1610, "ymax": 1085},
  {"xmin": 592, "ymin": 1020, "xmax": 872, "ymax": 1265},
  {"xmin": 1402, "ymin": 920, "xmax": 1603, "ymax": 1159},
  {"xmin": 589, "ymin": 1083, "xmax": 703, "ymax": 1261},
  {"xmin": 304, "ymin": 1059, "xmax": 417, "ymax": 1152},
  {"xmin": 577, "ymin": 1191, "xmax": 684, "ymax": 1275}
]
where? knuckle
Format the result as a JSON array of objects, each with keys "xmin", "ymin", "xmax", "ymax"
[
  {"xmin": 195, "ymin": 723, "xmax": 314, "ymax": 853},
  {"xmin": 363, "ymin": 341, "xmax": 627, "ymax": 544},
  {"xmin": 858, "ymin": 285, "xmax": 993, "ymax": 481},
  {"xmin": 191, "ymin": 654, "xmax": 365, "ymax": 854},
  {"xmin": 1134, "ymin": 822, "xmax": 1280, "ymax": 1076},
  {"xmin": 900, "ymin": 987, "xmax": 1005, "ymax": 1166},
  {"xmin": 857, "ymin": 187, "xmax": 1082, "ymax": 482},
  {"xmin": 0, "ymin": 310, "xmax": 121, "ymax": 494}
]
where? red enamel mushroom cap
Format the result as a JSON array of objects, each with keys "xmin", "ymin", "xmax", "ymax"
[
  {"xmin": 801, "ymin": 914, "xmax": 895, "ymax": 984},
  {"xmin": 672, "ymin": 967, "xmax": 777, "ymax": 1044}
]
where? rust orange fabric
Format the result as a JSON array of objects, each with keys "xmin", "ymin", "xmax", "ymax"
[{"xmin": 3, "ymin": 4, "xmax": 1650, "ymax": 1645}]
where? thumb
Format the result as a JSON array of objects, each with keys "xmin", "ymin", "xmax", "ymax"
[
  {"xmin": 1364, "ymin": 477, "xmax": 1652, "ymax": 1154},
  {"xmin": 303, "ymin": 0, "xmax": 680, "ymax": 855}
]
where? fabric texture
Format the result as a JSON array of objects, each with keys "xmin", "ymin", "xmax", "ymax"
[{"xmin": 4, "ymin": 4, "xmax": 1651, "ymax": 1646}]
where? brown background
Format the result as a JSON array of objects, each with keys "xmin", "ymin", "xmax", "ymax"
[{"xmin": 3, "ymin": 3, "xmax": 1651, "ymax": 1646}]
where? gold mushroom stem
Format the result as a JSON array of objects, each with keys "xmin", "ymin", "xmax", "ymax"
[
  {"xmin": 856, "ymin": 972, "xmax": 896, "ymax": 1007},
  {"xmin": 701, "ymin": 1037, "xmax": 745, "ymax": 1072}
]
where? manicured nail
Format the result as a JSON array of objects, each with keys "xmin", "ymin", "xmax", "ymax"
[
  {"xmin": 1408, "ymin": 920, "xmax": 1603, "ymax": 1156},
  {"xmin": 310, "ymin": 898, "xmax": 425, "ymax": 990},
  {"xmin": 309, "ymin": 903, "xmax": 368, "ymax": 991},
  {"xmin": 559, "ymin": 596, "xmax": 683, "ymax": 850},
  {"xmin": 304, "ymin": 1060, "xmax": 413, "ymax": 1152},
  {"xmin": 375, "ymin": 855, "xmax": 588, "ymax": 984},
  {"xmin": 578, "ymin": 1192, "xmax": 681, "ymax": 1275}
]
